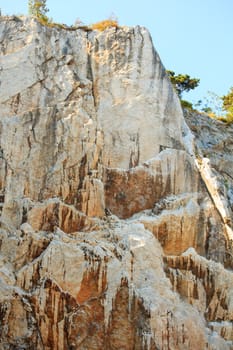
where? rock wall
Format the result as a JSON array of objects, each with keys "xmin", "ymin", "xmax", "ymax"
[{"xmin": 0, "ymin": 16, "xmax": 233, "ymax": 349}]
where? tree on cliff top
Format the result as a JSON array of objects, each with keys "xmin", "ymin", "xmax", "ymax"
[
  {"xmin": 222, "ymin": 87, "xmax": 233, "ymax": 122},
  {"xmin": 166, "ymin": 70, "xmax": 200, "ymax": 98},
  {"xmin": 28, "ymin": 0, "xmax": 49, "ymax": 22}
]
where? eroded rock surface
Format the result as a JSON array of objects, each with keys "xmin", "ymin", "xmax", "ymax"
[{"xmin": 0, "ymin": 16, "xmax": 233, "ymax": 349}]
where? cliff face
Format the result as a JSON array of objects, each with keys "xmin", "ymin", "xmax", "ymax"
[{"xmin": 0, "ymin": 16, "xmax": 233, "ymax": 349}]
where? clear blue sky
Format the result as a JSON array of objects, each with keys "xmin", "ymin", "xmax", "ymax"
[{"xmin": 1, "ymin": 0, "xmax": 233, "ymax": 105}]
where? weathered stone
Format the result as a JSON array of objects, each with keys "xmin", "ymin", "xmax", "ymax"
[{"xmin": 0, "ymin": 16, "xmax": 233, "ymax": 349}]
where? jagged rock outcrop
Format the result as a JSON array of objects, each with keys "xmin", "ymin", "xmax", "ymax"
[
  {"xmin": 0, "ymin": 16, "xmax": 233, "ymax": 349},
  {"xmin": 185, "ymin": 110, "xmax": 233, "ymax": 231}
]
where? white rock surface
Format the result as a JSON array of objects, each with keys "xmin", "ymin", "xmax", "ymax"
[{"xmin": 0, "ymin": 16, "xmax": 233, "ymax": 349}]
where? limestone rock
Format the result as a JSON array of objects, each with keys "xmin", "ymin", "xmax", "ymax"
[
  {"xmin": 184, "ymin": 110, "xmax": 233, "ymax": 232},
  {"xmin": 0, "ymin": 16, "xmax": 233, "ymax": 349}
]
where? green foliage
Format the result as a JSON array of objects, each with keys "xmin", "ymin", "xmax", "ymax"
[
  {"xmin": 28, "ymin": 0, "xmax": 49, "ymax": 23},
  {"xmin": 166, "ymin": 68, "xmax": 233, "ymax": 125},
  {"xmin": 222, "ymin": 87, "xmax": 233, "ymax": 111},
  {"xmin": 166, "ymin": 70, "xmax": 200, "ymax": 98},
  {"xmin": 198, "ymin": 91, "xmax": 223, "ymax": 116},
  {"xmin": 221, "ymin": 115, "xmax": 233, "ymax": 124},
  {"xmin": 216, "ymin": 114, "xmax": 233, "ymax": 124},
  {"xmin": 222, "ymin": 87, "xmax": 233, "ymax": 122},
  {"xmin": 180, "ymin": 99, "xmax": 194, "ymax": 110},
  {"xmin": 192, "ymin": 90, "xmax": 233, "ymax": 124},
  {"xmin": 202, "ymin": 106, "xmax": 213, "ymax": 113},
  {"xmin": 226, "ymin": 114, "xmax": 233, "ymax": 123}
]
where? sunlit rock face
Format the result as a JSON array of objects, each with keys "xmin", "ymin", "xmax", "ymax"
[{"xmin": 0, "ymin": 16, "xmax": 233, "ymax": 349}]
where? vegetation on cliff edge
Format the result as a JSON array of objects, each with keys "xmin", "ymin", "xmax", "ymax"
[{"xmin": 166, "ymin": 70, "xmax": 233, "ymax": 124}]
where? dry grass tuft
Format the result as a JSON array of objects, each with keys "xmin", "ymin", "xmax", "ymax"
[{"xmin": 91, "ymin": 19, "xmax": 118, "ymax": 31}]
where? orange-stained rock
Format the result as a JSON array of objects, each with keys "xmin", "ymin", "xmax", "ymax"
[{"xmin": 27, "ymin": 200, "xmax": 98, "ymax": 233}]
